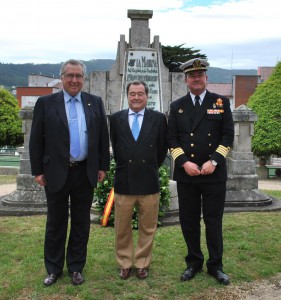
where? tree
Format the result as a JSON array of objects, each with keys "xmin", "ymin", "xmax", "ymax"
[
  {"xmin": 0, "ymin": 88, "xmax": 23, "ymax": 147},
  {"xmin": 161, "ymin": 44, "xmax": 207, "ymax": 72},
  {"xmin": 247, "ymin": 62, "xmax": 281, "ymax": 158}
]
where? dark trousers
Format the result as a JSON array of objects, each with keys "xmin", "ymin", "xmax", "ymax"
[
  {"xmin": 44, "ymin": 162, "xmax": 93, "ymax": 275},
  {"xmin": 177, "ymin": 181, "xmax": 226, "ymax": 272}
]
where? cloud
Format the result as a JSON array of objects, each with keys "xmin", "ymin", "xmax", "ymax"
[{"xmin": 0, "ymin": 0, "xmax": 280, "ymax": 68}]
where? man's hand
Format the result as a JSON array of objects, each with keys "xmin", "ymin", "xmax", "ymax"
[
  {"xmin": 182, "ymin": 161, "xmax": 201, "ymax": 176},
  {"xmin": 98, "ymin": 170, "xmax": 106, "ymax": 182},
  {"xmin": 35, "ymin": 174, "xmax": 47, "ymax": 186},
  {"xmin": 200, "ymin": 160, "xmax": 216, "ymax": 175}
]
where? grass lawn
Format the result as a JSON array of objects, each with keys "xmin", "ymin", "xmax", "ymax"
[
  {"xmin": 0, "ymin": 175, "xmax": 17, "ymax": 184},
  {"xmin": 0, "ymin": 190, "xmax": 281, "ymax": 300}
]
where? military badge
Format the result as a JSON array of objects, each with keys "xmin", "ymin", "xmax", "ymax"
[
  {"xmin": 215, "ymin": 98, "xmax": 224, "ymax": 113},
  {"xmin": 216, "ymin": 98, "xmax": 223, "ymax": 108}
]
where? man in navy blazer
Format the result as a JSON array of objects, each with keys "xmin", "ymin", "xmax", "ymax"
[
  {"xmin": 29, "ymin": 59, "xmax": 110, "ymax": 286},
  {"xmin": 110, "ymin": 80, "xmax": 167, "ymax": 280}
]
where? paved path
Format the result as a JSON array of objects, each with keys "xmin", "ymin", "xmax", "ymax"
[{"xmin": 0, "ymin": 180, "xmax": 280, "ymax": 197}]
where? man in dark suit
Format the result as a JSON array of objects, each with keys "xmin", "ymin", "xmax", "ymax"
[
  {"xmin": 110, "ymin": 80, "xmax": 167, "ymax": 280},
  {"xmin": 167, "ymin": 58, "xmax": 234, "ymax": 285},
  {"xmin": 29, "ymin": 59, "xmax": 110, "ymax": 286}
]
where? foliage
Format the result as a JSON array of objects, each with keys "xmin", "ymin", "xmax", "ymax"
[
  {"xmin": 0, "ymin": 88, "xmax": 23, "ymax": 147},
  {"xmin": 93, "ymin": 159, "xmax": 116, "ymax": 226},
  {"xmin": 247, "ymin": 62, "xmax": 281, "ymax": 158},
  {"xmin": 161, "ymin": 44, "xmax": 207, "ymax": 72},
  {"xmin": 93, "ymin": 159, "xmax": 171, "ymax": 229}
]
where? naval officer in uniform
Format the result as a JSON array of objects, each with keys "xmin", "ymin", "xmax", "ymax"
[{"xmin": 167, "ymin": 58, "xmax": 234, "ymax": 285}]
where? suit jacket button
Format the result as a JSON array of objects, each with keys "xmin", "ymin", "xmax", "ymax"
[
  {"xmin": 191, "ymin": 154, "xmax": 195, "ymax": 157},
  {"xmin": 191, "ymin": 143, "xmax": 194, "ymax": 147}
]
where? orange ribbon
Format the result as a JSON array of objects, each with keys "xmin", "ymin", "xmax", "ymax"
[{"xmin": 101, "ymin": 188, "xmax": 115, "ymax": 227}]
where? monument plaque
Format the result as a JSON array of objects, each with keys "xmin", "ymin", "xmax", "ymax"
[{"xmin": 121, "ymin": 50, "xmax": 162, "ymax": 112}]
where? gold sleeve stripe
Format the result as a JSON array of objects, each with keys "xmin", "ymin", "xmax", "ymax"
[
  {"xmin": 170, "ymin": 147, "xmax": 185, "ymax": 161},
  {"xmin": 215, "ymin": 145, "xmax": 230, "ymax": 157}
]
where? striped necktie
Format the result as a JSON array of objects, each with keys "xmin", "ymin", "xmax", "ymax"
[{"xmin": 69, "ymin": 97, "xmax": 80, "ymax": 158}]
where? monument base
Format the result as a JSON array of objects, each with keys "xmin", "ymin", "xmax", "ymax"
[
  {"xmin": 0, "ymin": 174, "xmax": 46, "ymax": 216},
  {"xmin": 161, "ymin": 180, "xmax": 281, "ymax": 226}
]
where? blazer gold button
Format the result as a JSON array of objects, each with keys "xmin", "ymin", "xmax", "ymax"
[
  {"xmin": 191, "ymin": 154, "xmax": 195, "ymax": 157},
  {"xmin": 191, "ymin": 144, "xmax": 194, "ymax": 147},
  {"xmin": 208, "ymin": 133, "xmax": 211, "ymax": 136},
  {"xmin": 190, "ymin": 133, "xmax": 194, "ymax": 136},
  {"xmin": 209, "ymin": 143, "xmax": 212, "ymax": 146}
]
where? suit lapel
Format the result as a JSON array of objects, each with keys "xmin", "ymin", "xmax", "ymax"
[
  {"xmin": 191, "ymin": 92, "xmax": 211, "ymax": 130},
  {"xmin": 137, "ymin": 108, "xmax": 153, "ymax": 142},
  {"xmin": 54, "ymin": 91, "xmax": 68, "ymax": 129},
  {"xmin": 81, "ymin": 92, "xmax": 91, "ymax": 129},
  {"xmin": 119, "ymin": 109, "xmax": 132, "ymax": 138}
]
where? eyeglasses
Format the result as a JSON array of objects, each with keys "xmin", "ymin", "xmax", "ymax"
[
  {"xmin": 129, "ymin": 92, "xmax": 146, "ymax": 97},
  {"xmin": 63, "ymin": 73, "xmax": 84, "ymax": 80}
]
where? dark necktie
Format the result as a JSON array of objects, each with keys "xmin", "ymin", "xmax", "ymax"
[
  {"xmin": 195, "ymin": 95, "xmax": 201, "ymax": 113},
  {"xmin": 131, "ymin": 113, "xmax": 140, "ymax": 140},
  {"xmin": 69, "ymin": 97, "xmax": 80, "ymax": 158}
]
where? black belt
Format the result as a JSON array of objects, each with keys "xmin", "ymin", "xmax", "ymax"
[{"xmin": 69, "ymin": 160, "xmax": 87, "ymax": 168}]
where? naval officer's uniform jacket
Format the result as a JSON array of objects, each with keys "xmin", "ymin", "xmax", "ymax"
[{"xmin": 167, "ymin": 90, "xmax": 234, "ymax": 182}]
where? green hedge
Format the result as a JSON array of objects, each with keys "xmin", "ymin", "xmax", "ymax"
[{"xmin": 93, "ymin": 159, "xmax": 170, "ymax": 229}]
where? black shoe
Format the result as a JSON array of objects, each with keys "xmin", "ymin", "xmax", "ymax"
[
  {"xmin": 180, "ymin": 266, "xmax": 203, "ymax": 281},
  {"xmin": 208, "ymin": 269, "xmax": 230, "ymax": 285},
  {"xmin": 43, "ymin": 273, "xmax": 60, "ymax": 286},
  {"xmin": 69, "ymin": 272, "xmax": 84, "ymax": 285}
]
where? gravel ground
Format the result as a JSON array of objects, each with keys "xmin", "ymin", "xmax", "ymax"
[
  {"xmin": 192, "ymin": 273, "xmax": 281, "ymax": 300},
  {"xmin": 0, "ymin": 179, "xmax": 280, "ymax": 197}
]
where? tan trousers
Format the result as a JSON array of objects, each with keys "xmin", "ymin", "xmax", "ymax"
[{"xmin": 114, "ymin": 193, "xmax": 160, "ymax": 269}]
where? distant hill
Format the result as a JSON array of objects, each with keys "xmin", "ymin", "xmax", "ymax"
[
  {"xmin": 207, "ymin": 67, "xmax": 257, "ymax": 83},
  {"xmin": 0, "ymin": 60, "xmax": 257, "ymax": 88},
  {"xmin": 0, "ymin": 60, "xmax": 116, "ymax": 88}
]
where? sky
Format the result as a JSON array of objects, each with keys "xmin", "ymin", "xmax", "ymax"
[{"xmin": 1, "ymin": 0, "xmax": 280, "ymax": 69}]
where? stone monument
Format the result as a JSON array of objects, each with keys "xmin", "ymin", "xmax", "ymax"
[
  {"xmin": 0, "ymin": 107, "xmax": 46, "ymax": 216},
  {"xmin": 225, "ymin": 105, "xmax": 272, "ymax": 208},
  {"xmin": 1, "ymin": 9, "xmax": 280, "ymax": 219},
  {"xmin": 85, "ymin": 9, "xmax": 187, "ymax": 116}
]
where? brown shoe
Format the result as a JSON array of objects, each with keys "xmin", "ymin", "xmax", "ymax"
[
  {"xmin": 136, "ymin": 268, "xmax": 149, "ymax": 279},
  {"xmin": 119, "ymin": 268, "xmax": 131, "ymax": 280},
  {"xmin": 69, "ymin": 272, "xmax": 84, "ymax": 285}
]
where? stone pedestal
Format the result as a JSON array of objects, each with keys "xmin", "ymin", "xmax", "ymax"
[
  {"xmin": 226, "ymin": 105, "xmax": 271, "ymax": 207},
  {"xmin": 0, "ymin": 107, "xmax": 46, "ymax": 216}
]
